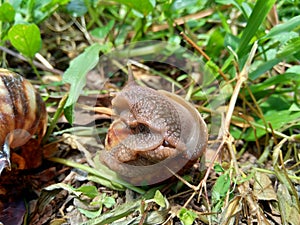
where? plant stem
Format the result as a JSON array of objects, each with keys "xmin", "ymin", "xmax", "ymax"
[
  {"xmin": 28, "ymin": 58, "xmax": 42, "ymax": 81},
  {"xmin": 42, "ymin": 93, "xmax": 69, "ymax": 145}
]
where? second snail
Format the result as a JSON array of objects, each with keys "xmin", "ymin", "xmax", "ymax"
[{"xmin": 0, "ymin": 69, "xmax": 47, "ymax": 174}]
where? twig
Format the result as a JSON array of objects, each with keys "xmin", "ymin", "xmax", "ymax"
[
  {"xmin": 73, "ymin": 16, "xmax": 94, "ymax": 45},
  {"xmin": 180, "ymin": 32, "xmax": 228, "ymax": 81},
  {"xmin": 149, "ymin": 5, "xmax": 230, "ymax": 32},
  {"xmin": 35, "ymin": 53, "xmax": 55, "ymax": 69},
  {"xmin": 180, "ymin": 32, "xmax": 210, "ymax": 61},
  {"xmin": 223, "ymin": 42, "xmax": 258, "ymax": 134},
  {"xmin": 0, "ymin": 46, "xmax": 63, "ymax": 75}
]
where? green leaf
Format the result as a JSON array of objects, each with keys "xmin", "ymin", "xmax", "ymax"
[
  {"xmin": 78, "ymin": 194, "xmax": 115, "ymax": 219},
  {"xmin": 102, "ymin": 195, "xmax": 116, "ymax": 208},
  {"xmin": 243, "ymin": 110, "xmax": 300, "ymax": 141},
  {"xmin": 277, "ymin": 37, "xmax": 300, "ymax": 59},
  {"xmin": 178, "ymin": 208, "xmax": 198, "ymax": 225},
  {"xmin": 87, "ymin": 174, "xmax": 125, "ymax": 191},
  {"xmin": 260, "ymin": 94, "xmax": 293, "ymax": 112},
  {"xmin": 66, "ymin": 0, "xmax": 88, "ymax": 17},
  {"xmin": 289, "ymin": 103, "xmax": 300, "ymax": 112},
  {"xmin": 81, "ymin": 194, "xmax": 115, "ymax": 219},
  {"xmin": 286, "ymin": 65, "xmax": 300, "ymax": 74},
  {"xmin": 265, "ymin": 15, "xmax": 300, "ymax": 39},
  {"xmin": 8, "ymin": 23, "xmax": 41, "ymax": 58},
  {"xmin": 63, "ymin": 105, "xmax": 75, "ymax": 125},
  {"xmin": 35, "ymin": 0, "xmax": 69, "ymax": 23},
  {"xmin": 63, "ymin": 43, "xmax": 102, "ymax": 124},
  {"xmin": 206, "ymin": 28, "xmax": 225, "ymax": 59},
  {"xmin": 212, "ymin": 174, "xmax": 231, "ymax": 202},
  {"xmin": 75, "ymin": 185, "xmax": 99, "ymax": 198},
  {"xmin": 249, "ymin": 58, "xmax": 281, "ymax": 80},
  {"xmin": 214, "ymin": 164, "xmax": 225, "ymax": 173},
  {"xmin": 224, "ymin": 33, "xmax": 240, "ymax": 51},
  {"xmin": 249, "ymin": 73, "xmax": 300, "ymax": 95},
  {"xmin": 50, "ymin": 157, "xmax": 145, "ymax": 194},
  {"xmin": 205, "ymin": 60, "xmax": 220, "ymax": 76},
  {"xmin": 237, "ymin": 0, "xmax": 276, "ymax": 59},
  {"xmin": 41, "ymin": 0, "xmax": 70, "ymax": 12},
  {"xmin": 153, "ymin": 190, "xmax": 166, "ymax": 208},
  {"xmin": 171, "ymin": 0, "xmax": 199, "ymax": 10},
  {"xmin": 110, "ymin": 0, "xmax": 154, "ymax": 16},
  {"xmin": 79, "ymin": 207, "xmax": 102, "ymax": 219},
  {"xmin": 90, "ymin": 20, "xmax": 115, "ymax": 39},
  {"xmin": 80, "ymin": 199, "xmax": 142, "ymax": 225},
  {"xmin": 0, "ymin": 2, "xmax": 15, "ymax": 22}
]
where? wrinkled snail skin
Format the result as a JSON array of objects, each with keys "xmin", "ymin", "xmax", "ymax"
[
  {"xmin": 0, "ymin": 69, "xmax": 47, "ymax": 174},
  {"xmin": 114, "ymin": 81, "xmax": 182, "ymax": 144},
  {"xmin": 102, "ymin": 77, "xmax": 208, "ymax": 184}
]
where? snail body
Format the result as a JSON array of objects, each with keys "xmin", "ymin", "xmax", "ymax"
[
  {"xmin": 101, "ymin": 66, "xmax": 207, "ymax": 185},
  {"xmin": 0, "ymin": 69, "xmax": 47, "ymax": 173}
]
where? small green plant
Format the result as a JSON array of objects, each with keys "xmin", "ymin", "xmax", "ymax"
[
  {"xmin": 42, "ymin": 183, "xmax": 116, "ymax": 219},
  {"xmin": 0, "ymin": 0, "xmax": 68, "ymax": 74},
  {"xmin": 178, "ymin": 208, "xmax": 198, "ymax": 225},
  {"xmin": 211, "ymin": 164, "xmax": 232, "ymax": 215}
]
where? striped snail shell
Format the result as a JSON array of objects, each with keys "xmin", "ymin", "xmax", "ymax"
[{"xmin": 0, "ymin": 69, "xmax": 47, "ymax": 174}]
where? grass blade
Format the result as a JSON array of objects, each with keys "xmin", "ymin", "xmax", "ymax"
[{"xmin": 237, "ymin": 0, "xmax": 276, "ymax": 59}]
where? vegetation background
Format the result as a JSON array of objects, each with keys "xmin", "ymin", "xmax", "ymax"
[{"xmin": 0, "ymin": 0, "xmax": 299, "ymax": 224}]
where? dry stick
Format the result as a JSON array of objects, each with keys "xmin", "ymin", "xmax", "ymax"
[
  {"xmin": 150, "ymin": 5, "xmax": 230, "ymax": 32},
  {"xmin": 180, "ymin": 32, "xmax": 228, "ymax": 81},
  {"xmin": 183, "ymin": 42, "xmax": 258, "ymax": 211},
  {"xmin": 0, "ymin": 46, "xmax": 63, "ymax": 75},
  {"xmin": 73, "ymin": 16, "xmax": 94, "ymax": 45},
  {"xmin": 223, "ymin": 42, "xmax": 270, "ymax": 222},
  {"xmin": 216, "ymin": 42, "xmax": 258, "ymax": 174}
]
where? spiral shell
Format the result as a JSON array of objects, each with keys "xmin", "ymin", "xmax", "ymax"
[
  {"xmin": 101, "ymin": 70, "xmax": 207, "ymax": 185},
  {"xmin": 0, "ymin": 69, "xmax": 47, "ymax": 172}
]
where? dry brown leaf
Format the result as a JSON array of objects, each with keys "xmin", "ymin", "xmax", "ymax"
[
  {"xmin": 277, "ymin": 183, "xmax": 300, "ymax": 225},
  {"xmin": 220, "ymin": 196, "xmax": 242, "ymax": 225},
  {"xmin": 253, "ymin": 172, "xmax": 277, "ymax": 201}
]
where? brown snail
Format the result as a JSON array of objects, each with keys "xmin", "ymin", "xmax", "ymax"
[
  {"xmin": 0, "ymin": 69, "xmax": 47, "ymax": 174},
  {"xmin": 100, "ymin": 64, "xmax": 207, "ymax": 185}
]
